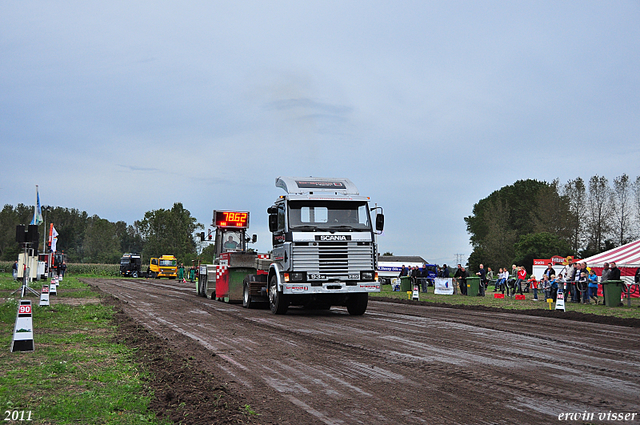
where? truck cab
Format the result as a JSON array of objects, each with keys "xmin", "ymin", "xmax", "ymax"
[
  {"xmin": 265, "ymin": 176, "xmax": 384, "ymax": 315},
  {"xmin": 149, "ymin": 255, "xmax": 178, "ymax": 279},
  {"xmin": 120, "ymin": 253, "xmax": 142, "ymax": 278}
]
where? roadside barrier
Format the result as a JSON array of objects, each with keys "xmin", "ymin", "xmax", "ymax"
[
  {"xmin": 39, "ymin": 284, "xmax": 50, "ymax": 306},
  {"xmin": 11, "ymin": 300, "xmax": 34, "ymax": 352},
  {"xmin": 555, "ymin": 291, "xmax": 566, "ymax": 311},
  {"xmin": 49, "ymin": 277, "xmax": 57, "ymax": 296}
]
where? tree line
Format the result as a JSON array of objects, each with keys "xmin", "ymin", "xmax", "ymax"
[
  {"xmin": 0, "ymin": 202, "xmax": 206, "ymax": 264},
  {"xmin": 465, "ymin": 174, "xmax": 640, "ymax": 273}
]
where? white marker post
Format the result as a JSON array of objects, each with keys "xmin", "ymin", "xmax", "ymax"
[
  {"xmin": 49, "ymin": 277, "xmax": 57, "ymax": 296},
  {"xmin": 11, "ymin": 300, "xmax": 35, "ymax": 352},
  {"xmin": 39, "ymin": 284, "xmax": 50, "ymax": 306},
  {"xmin": 555, "ymin": 291, "xmax": 566, "ymax": 312},
  {"xmin": 412, "ymin": 284, "xmax": 420, "ymax": 301}
]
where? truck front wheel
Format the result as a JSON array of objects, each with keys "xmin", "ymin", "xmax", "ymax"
[
  {"xmin": 269, "ymin": 275, "xmax": 288, "ymax": 314},
  {"xmin": 346, "ymin": 293, "xmax": 368, "ymax": 315}
]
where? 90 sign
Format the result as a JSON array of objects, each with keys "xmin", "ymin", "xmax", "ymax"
[{"xmin": 215, "ymin": 211, "xmax": 249, "ymax": 229}]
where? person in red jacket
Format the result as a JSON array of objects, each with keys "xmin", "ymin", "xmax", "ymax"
[
  {"xmin": 528, "ymin": 275, "xmax": 539, "ymax": 300},
  {"xmin": 512, "ymin": 266, "xmax": 526, "ymax": 297}
]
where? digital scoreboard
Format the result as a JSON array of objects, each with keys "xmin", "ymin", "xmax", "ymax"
[{"xmin": 214, "ymin": 211, "xmax": 249, "ymax": 229}]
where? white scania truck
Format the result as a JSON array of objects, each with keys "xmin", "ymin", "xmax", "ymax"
[{"xmin": 242, "ymin": 176, "xmax": 384, "ymax": 315}]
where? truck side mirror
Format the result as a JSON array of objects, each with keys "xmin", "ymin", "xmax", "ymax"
[
  {"xmin": 268, "ymin": 214, "xmax": 278, "ymax": 232},
  {"xmin": 252, "ymin": 234, "xmax": 258, "ymax": 243},
  {"xmin": 267, "ymin": 206, "xmax": 277, "ymax": 214},
  {"xmin": 376, "ymin": 214, "xmax": 384, "ymax": 231}
]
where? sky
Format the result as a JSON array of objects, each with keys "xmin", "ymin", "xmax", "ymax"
[{"xmin": 1, "ymin": 1, "xmax": 639, "ymax": 265}]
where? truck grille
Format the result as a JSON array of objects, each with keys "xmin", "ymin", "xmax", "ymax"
[{"xmin": 292, "ymin": 242, "xmax": 374, "ymax": 278}]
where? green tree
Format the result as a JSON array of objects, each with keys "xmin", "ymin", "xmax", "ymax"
[
  {"xmin": 82, "ymin": 215, "xmax": 122, "ymax": 263},
  {"xmin": 42, "ymin": 206, "xmax": 89, "ymax": 261},
  {"xmin": 465, "ymin": 179, "xmax": 550, "ymax": 270},
  {"xmin": 531, "ymin": 179, "xmax": 572, "ymax": 241},
  {"xmin": 0, "ymin": 204, "xmax": 32, "ymax": 260},
  {"xmin": 513, "ymin": 232, "xmax": 572, "ymax": 273},
  {"xmin": 135, "ymin": 203, "xmax": 202, "ymax": 261},
  {"xmin": 562, "ymin": 177, "xmax": 587, "ymax": 253},
  {"xmin": 612, "ymin": 173, "xmax": 634, "ymax": 245},
  {"xmin": 586, "ymin": 175, "xmax": 612, "ymax": 253}
]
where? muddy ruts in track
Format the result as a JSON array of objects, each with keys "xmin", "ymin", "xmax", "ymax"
[{"xmin": 89, "ymin": 278, "xmax": 640, "ymax": 425}]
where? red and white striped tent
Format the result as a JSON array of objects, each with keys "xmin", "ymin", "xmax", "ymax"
[{"xmin": 583, "ymin": 239, "xmax": 640, "ymax": 297}]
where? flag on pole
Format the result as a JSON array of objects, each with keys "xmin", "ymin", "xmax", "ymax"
[
  {"xmin": 30, "ymin": 185, "xmax": 43, "ymax": 226},
  {"xmin": 49, "ymin": 224, "xmax": 59, "ymax": 253}
]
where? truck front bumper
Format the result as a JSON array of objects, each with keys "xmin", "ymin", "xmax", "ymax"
[{"xmin": 282, "ymin": 282, "xmax": 380, "ymax": 294}]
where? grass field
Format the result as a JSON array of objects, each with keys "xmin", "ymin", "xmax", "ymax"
[
  {"xmin": 370, "ymin": 283, "xmax": 640, "ymax": 319},
  {"xmin": 0, "ymin": 274, "xmax": 169, "ymax": 425}
]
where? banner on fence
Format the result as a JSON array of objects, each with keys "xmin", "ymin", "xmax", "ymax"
[{"xmin": 434, "ymin": 278, "xmax": 454, "ymax": 295}]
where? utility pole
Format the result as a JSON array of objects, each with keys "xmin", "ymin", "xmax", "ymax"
[{"xmin": 454, "ymin": 253, "xmax": 466, "ymax": 266}]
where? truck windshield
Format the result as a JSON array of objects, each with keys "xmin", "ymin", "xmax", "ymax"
[
  {"xmin": 288, "ymin": 201, "xmax": 371, "ymax": 231},
  {"xmin": 159, "ymin": 259, "xmax": 177, "ymax": 267}
]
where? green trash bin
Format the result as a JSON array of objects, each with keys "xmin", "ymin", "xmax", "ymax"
[
  {"xmin": 602, "ymin": 280, "xmax": 624, "ymax": 307},
  {"xmin": 400, "ymin": 276, "xmax": 412, "ymax": 292},
  {"xmin": 466, "ymin": 276, "xmax": 480, "ymax": 297}
]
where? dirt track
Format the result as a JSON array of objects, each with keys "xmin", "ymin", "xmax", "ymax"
[{"xmin": 88, "ymin": 278, "xmax": 640, "ymax": 424}]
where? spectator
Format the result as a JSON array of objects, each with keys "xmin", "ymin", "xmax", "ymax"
[
  {"xmin": 455, "ymin": 265, "xmax": 468, "ymax": 295},
  {"xmin": 588, "ymin": 269, "xmax": 599, "ymax": 304},
  {"xmin": 544, "ymin": 263, "xmax": 556, "ymax": 280},
  {"xmin": 419, "ymin": 264, "xmax": 430, "ymax": 292},
  {"xmin": 578, "ymin": 271, "xmax": 589, "ymax": 304},
  {"xmin": 528, "ymin": 275, "xmax": 539, "ymax": 301},
  {"xmin": 514, "ymin": 266, "xmax": 526, "ymax": 296},
  {"xmin": 399, "ymin": 265, "xmax": 408, "ymax": 277},
  {"xmin": 442, "ymin": 264, "xmax": 449, "ymax": 278},
  {"xmin": 486, "ymin": 267, "xmax": 494, "ymax": 285},
  {"xmin": 609, "ymin": 262, "xmax": 621, "ymax": 280},
  {"xmin": 600, "ymin": 262, "xmax": 611, "ymax": 305},
  {"xmin": 564, "ymin": 260, "xmax": 575, "ymax": 290},
  {"xmin": 476, "ymin": 264, "xmax": 487, "ymax": 297},
  {"xmin": 12, "ymin": 260, "xmax": 18, "ymax": 281},
  {"xmin": 541, "ymin": 275, "xmax": 551, "ymax": 301},
  {"xmin": 60, "ymin": 262, "xmax": 67, "ymax": 278},
  {"xmin": 497, "ymin": 267, "xmax": 508, "ymax": 293},
  {"xmin": 411, "ymin": 266, "xmax": 420, "ymax": 291},
  {"xmin": 568, "ymin": 263, "xmax": 581, "ymax": 302},
  {"xmin": 550, "ymin": 274, "xmax": 559, "ymax": 301}
]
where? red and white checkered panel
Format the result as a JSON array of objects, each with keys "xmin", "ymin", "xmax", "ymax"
[
  {"xmin": 216, "ymin": 264, "xmax": 228, "ymax": 280},
  {"xmin": 257, "ymin": 254, "xmax": 270, "ymax": 259}
]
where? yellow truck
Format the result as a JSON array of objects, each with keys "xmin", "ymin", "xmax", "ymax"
[{"xmin": 148, "ymin": 255, "xmax": 178, "ymax": 279}]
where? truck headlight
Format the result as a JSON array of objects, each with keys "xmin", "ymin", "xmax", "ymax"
[
  {"xmin": 287, "ymin": 272, "xmax": 305, "ymax": 282},
  {"xmin": 361, "ymin": 271, "xmax": 374, "ymax": 281}
]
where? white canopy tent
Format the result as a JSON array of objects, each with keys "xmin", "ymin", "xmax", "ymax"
[{"xmin": 582, "ymin": 238, "xmax": 640, "ymax": 289}]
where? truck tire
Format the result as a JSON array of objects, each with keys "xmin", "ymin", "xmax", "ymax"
[
  {"xmin": 346, "ymin": 293, "xmax": 368, "ymax": 315},
  {"xmin": 243, "ymin": 277, "xmax": 256, "ymax": 309},
  {"xmin": 198, "ymin": 275, "xmax": 207, "ymax": 297},
  {"xmin": 132, "ymin": 271, "xmax": 138, "ymax": 278},
  {"xmin": 269, "ymin": 275, "xmax": 288, "ymax": 314}
]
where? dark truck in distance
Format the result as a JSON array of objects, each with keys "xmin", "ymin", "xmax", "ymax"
[{"xmin": 120, "ymin": 253, "xmax": 142, "ymax": 278}]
